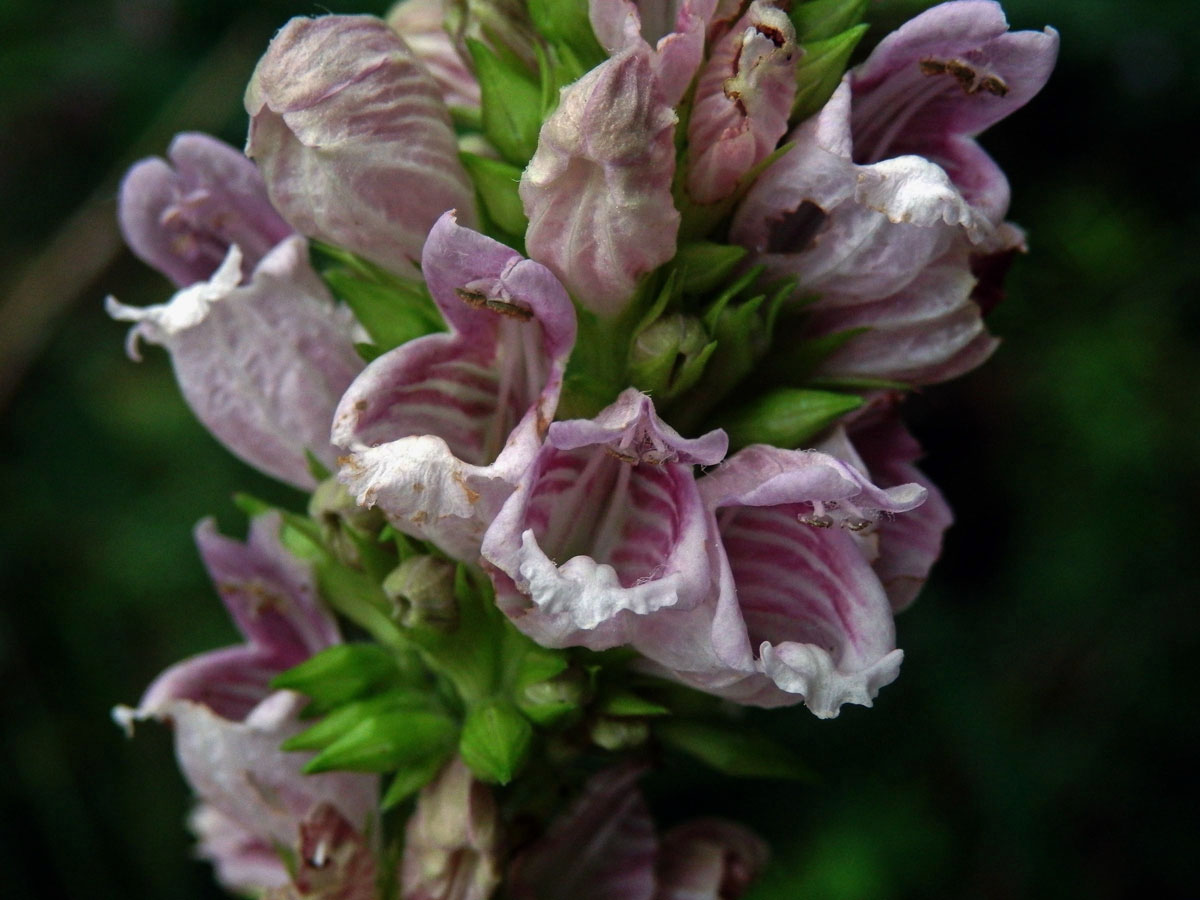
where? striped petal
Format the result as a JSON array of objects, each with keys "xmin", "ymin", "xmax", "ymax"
[
  {"xmin": 245, "ymin": 15, "xmax": 476, "ymax": 278},
  {"xmin": 334, "ymin": 213, "xmax": 576, "ymax": 561},
  {"xmin": 483, "ymin": 390, "xmax": 726, "ymax": 646},
  {"xmin": 386, "ymin": 0, "xmax": 481, "ymax": 110}
]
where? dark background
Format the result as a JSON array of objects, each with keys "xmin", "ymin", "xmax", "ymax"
[{"xmin": 1, "ymin": 1, "xmax": 1196, "ymax": 898}]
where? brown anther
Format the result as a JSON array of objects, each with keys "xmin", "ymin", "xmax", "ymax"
[
  {"xmin": 919, "ymin": 57, "xmax": 1008, "ymax": 96},
  {"xmin": 800, "ymin": 514, "xmax": 833, "ymax": 528},
  {"xmin": 844, "ymin": 517, "xmax": 872, "ymax": 532},
  {"xmin": 456, "ymin": 287, "xmax": 533, "ymax": 320}
]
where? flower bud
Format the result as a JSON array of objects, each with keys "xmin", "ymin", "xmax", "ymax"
[
  {"xmin": 383, "ymin": 556, "xmax": 459, "ymax": 631},
  {"xmin": 308, "ymin": 477, "xmax": 386, "ymax": 566},
  {"xmin": 589, "ymin": 715, "xmax": 650, "ymax": 750},
  {"xmin": 628, "ymin": 314, "xmax": 714, "ymax": 400}
]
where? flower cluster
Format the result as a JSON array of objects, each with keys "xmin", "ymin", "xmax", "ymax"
[{"xmin": 109, "ymin": 1, "xmax": 1056, "ymax": 897}]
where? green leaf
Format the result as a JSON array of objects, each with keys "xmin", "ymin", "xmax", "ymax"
[
  {"xmin": 468, "ymin": 38, "xmax": 543, "ymax": 166},
  {"xmin": 272, "ymin": 644, "xmax": 405, "ymax": 714},
  {"xmin": 789, "ymin": 0, "xmax": 869, "ymax": 42},
  {"xmin": 656, "ymin": 720, "xmax": 814, "ymax": 781},
  {"xmin": 303, "ymin": 709, "xmax": 457, "ymax": 774},
  {"xmin": 793, "ymin": 24, "xmax": 870, "ymax": 122},
  {"xmin": 381, "ymin": 751, "xmax": 452, "ymax": 809},
  {"xmin": 460, "ymin": 152, "xmax": 528, "ymax": 238},
  {"xmin": 459, "ymin": 700, "xmax": 532, "ymax": 785},
  {"xmin": 674, "ymin": 242, "xmax": 749, "ymax": 295},
  {"xmin": 720, "ymin": 387, "xmax": 864, "ymax": 450},
  {"xmin": 304, "ymin": 450, "xmax": 331, "ymax": 483}
]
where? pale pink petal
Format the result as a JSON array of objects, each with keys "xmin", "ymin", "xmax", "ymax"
[
  {"xmin": 387, "ymin": 0, "xmax": 481, "ymax": 109},
  {"xmin": 686, "ymin": 2, "xmax": 797, "ymax": 205},
  {"xmin": 333, "ymin": 213, "xmax": 576, "ymax": 561},
  {"xmin": 169, "ymin": 692, "xmax": 377, "ymax": 866},
  {"xmin": 509, "ymin": 766, "xmax": 657, "ymax": 900},
  {"xmin": 850, "ymin": 417, "xmax": 954, "ymax": 612},
  {"xmin": 521, "ymin": 46, "xmax": 679, "ymax": 317},
  {"xmin": 190, "ymin": 806, "xmax": 291, "ymax": 893},
  {"xmin": 289, "ymin": 804, "xmax": 379, "ymax": 900},
  {"xmin": 245, "ymin": 15, "xmax": 476, "ymax": 278},
  {"xmin": 107, "ymin": 237, "xmax": 364, "ymax": 489},
  {"xmin": 119, "ymin": 132, "xmax": 293, "ymax": 287}
]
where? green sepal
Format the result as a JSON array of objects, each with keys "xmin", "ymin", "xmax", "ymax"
[
  {"xmin": 460, "ymin": 152, "xmax": 529, "ymax": 238},
  {"xmin": 459, "ymin": 699, "xmax": 533, "ymax": 784},
  {"xmin": 381, "ymin": 751, "xmax": 453, "ymax": 810},
  {"xmin": 656, "ymin": 720, "xmax": 815, "ymax": 781},
  {"xmin": 311, "ymin": 241, "xmax": 443, "ymax": 352},
  {"xmin": 303, "ymin": 708, "xmax": 457, "ymax": 774},
  {"xmin": 322, "ymin": 270, "xmax": 443, "ymax": 353},
  {"xmin": 590, "ymin": 716, "xmax": 650, "ymax": 750},
  {"xmin": 806, "ymin": 375, "xmax": 913, "ymax": 392},
  {"xmin": 674, "ymin": 242, "xmax": 749, "ymax": 296},
  {"xmin": 468, "ymin": 38, "xmax": 543, "ymax": 166},
  {"xmin": 281, "ymin": 689, "xmax": 440, "ymax": 753},
  {"xmin": 304, "ymin": 450, "xmax": 331, "ymax": 483},
  {"xmin": 789, "ymin": 0, "xmax": 869, "ymax": 42},
  {"xmin": 627, "ymin": 313, "xmax": 716, "ymax": 401},
  {"xmin": 528, "ymin": 0, "xmax": 607, "ymax": 75},
  {"xmin": 271, "ymin": 644, "xmax": 407, "ymax": 715},
  {"xmin": 355, "ymin": 342, "xmax": 383, "ymax": 363},
  {"xmin": 792, "ymin": 24, "xmax": 870, "ymax": 123},
  {"xmin": 720, "ymin": 387, "xmax": 864, "ymax": 451},
  {"xmin": 513, "ymin": 647, "xmax": 583, "ymax": 726}
]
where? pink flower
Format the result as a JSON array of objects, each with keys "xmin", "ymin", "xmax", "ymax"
[
  {"xmin": 114, "ymin": 515, "xmax": 377, "ymax": 894},
  {"xmin": 732, "ymin": 0, "xmax": 1058, "ymax": 383},
  {"xmin": 333, "ymin": 212, "xmax": 576, "ymax": 561},
  {"xmin": 106, "ymin": 237, "xmax": 364, "ymax": 489},
  {"xmin": 118, "ymin": 132, "xmax": 293, "ymax": 287},
  {"xmin": 245, "ymin": 15, "xmax": 476, "ymax": 278},
  {"xmin": 387, "ymin": 0, "xmax": 481, "ymax": 110},
  {"xmin": 483, "ymin": 389, "xmax": 726, "ymax": 649}
]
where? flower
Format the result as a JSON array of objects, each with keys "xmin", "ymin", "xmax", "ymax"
[
  {"xmin": 732, "ymin": 0, "xmax": 1058, "ymax": 383},
  {"xmin": 245, "ymin": 14, "xmax": 477, "ymax": 278},
  {"xmin": 483, "ymin": 389, "xmax": 727, "ymax": 649},
  {"xmin": 333, "ymin": 211, "xmax": 576, "ymax": 561},
  {"xmin": 114, "ymin": 515, "xmax": 376, "ymax": 893},
  {"xmin": 106, "ymin": 237, "xmax": 364, "ymax": 489}
]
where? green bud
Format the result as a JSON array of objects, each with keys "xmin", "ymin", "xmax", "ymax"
[
  {"xmin": 598, "ymin": 691, "xmax": 670, "ymax": 718},
  {"xmin": 789, "ymin": 0, "xmax": 869, "ymax": 42},
  {"xmin": 793, "ymin": 24, "xmax": 870, "ymax": 122},
  {"xmin": 281, "ymin": 689, "xmax": 440, "ymax": 753},
  {"xmin": 528, "ymin": 0, "xmax": 607, "ymax": 76},
  {"xmin": 459, "ymin": 700, "xmax": 533, "ymax": 784},
  {"xmin": 517, "ymin": 667, "xmax": 586, "ymax": 726},
  {"xmin": 448, "ymin": 0, "xmax": 540, "ymax": 70},
  {"xmin": 467, "ymin": 38, "xmax": 543, "ymax": 166},
  {"xmin": 460, "ymin": 152, "xmax": 529, "ymax": 240},
  {"xmin": 383, "ymin": 556, "xmax": 460, "ymax": 632},
  {"xmin": 308, "ymin": 477, "xmax": 386, "ymax": 565},
  {"xmin": 381, "ymin": 751, "xmax": 453, "ymax": 809},
  {"xmin": 628, "ymin": 314, "xmax": 717, "ymax": 400},
  {"xmin": 303, "ymin": 708, "xmax": 457, "ymax": 774},
  {"xmin": 720, "ymin": 387, "xmax": 864, "ymax": 451},
  {"xmin": 589, "ymin": 716, "xmax": 650, "ymax": 751}
]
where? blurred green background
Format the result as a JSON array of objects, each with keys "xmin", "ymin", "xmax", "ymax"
[{"xmin": 1, "ymin": 1, "xmax": 1196, "ymax": 898}]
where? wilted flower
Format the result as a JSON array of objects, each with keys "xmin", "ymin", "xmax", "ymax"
[{"xmin": 246, "ymin": 15, "xmax": 477, "ymax": 278}]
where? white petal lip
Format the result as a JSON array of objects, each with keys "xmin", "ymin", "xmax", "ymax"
[{"xmin": 107, "ymin": 237, "xmax": 364, "ymax": 488}]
